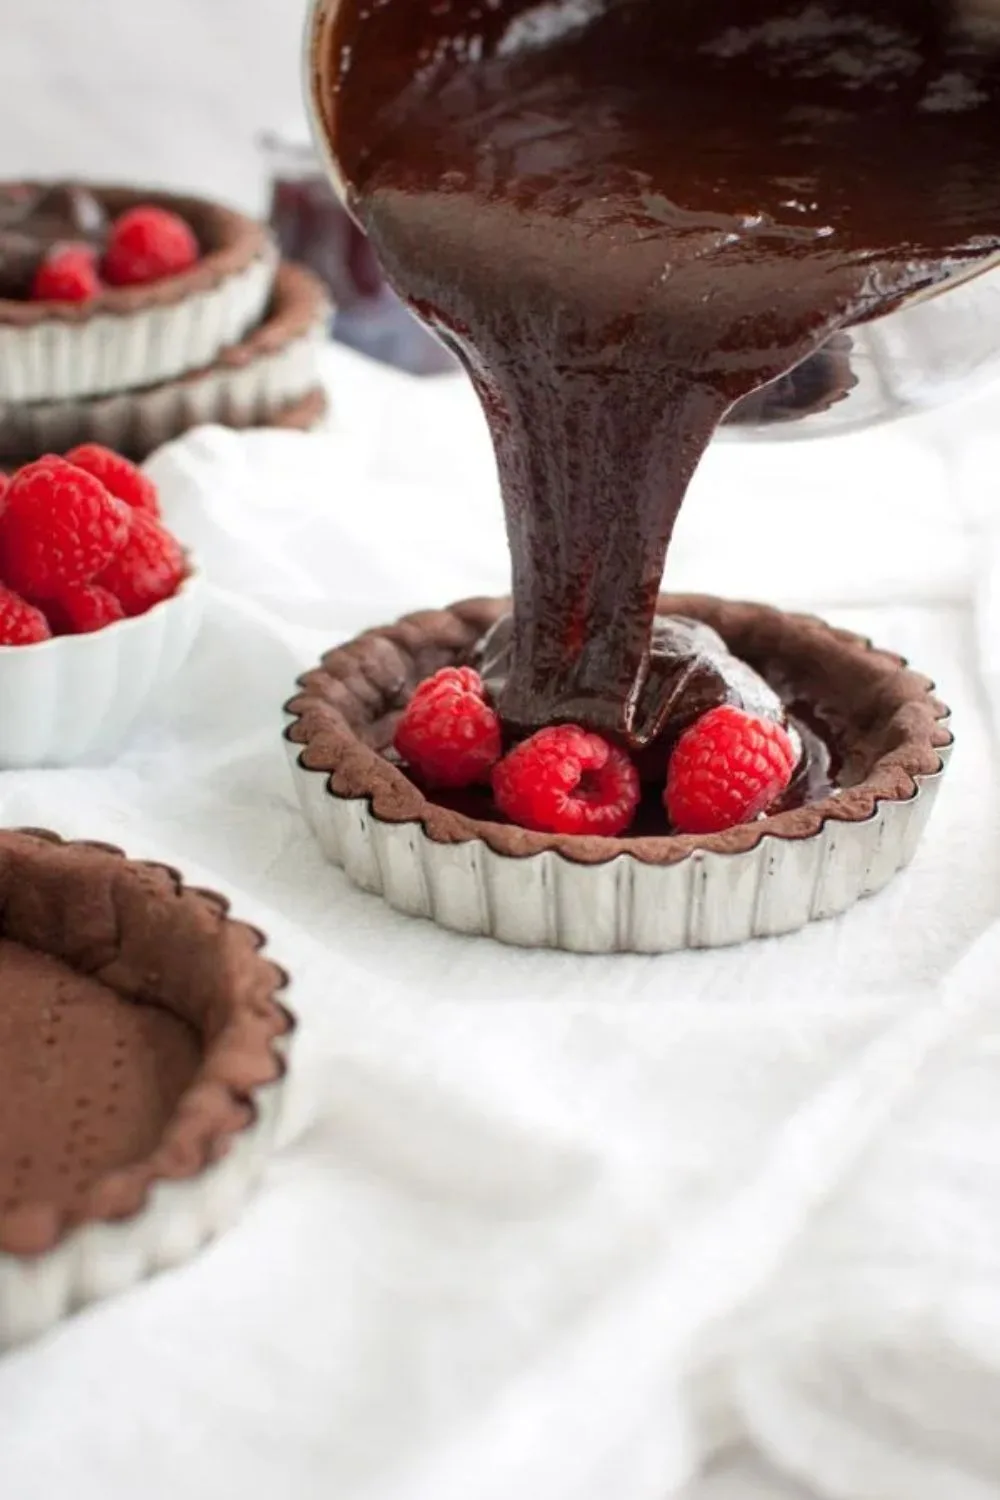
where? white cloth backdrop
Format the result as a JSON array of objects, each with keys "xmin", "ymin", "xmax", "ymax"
[
  {"xmin": 0, "ymin": 341, "xmax": 999, "ymax": 1500},
  {"xmin": 0, "ymin": 0, "xmax": 309, "ymax": 213},
  {"xmin": 3, "ymin": 1, "xmax": 1000, "ymax": 1493}
]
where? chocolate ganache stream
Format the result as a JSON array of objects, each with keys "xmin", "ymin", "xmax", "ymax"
[{"xmin": 314, "ymin": 0, "xmax": 1000, "ymax": 749}]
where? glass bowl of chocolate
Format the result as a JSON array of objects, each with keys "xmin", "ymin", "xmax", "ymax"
[
  {"xmin": 307, "ymin": 0, "xmax": 1000, "ymax": 435},
  {"xmin": 292, "ymin": 0, "xmax": 985, "ymax": 948}
]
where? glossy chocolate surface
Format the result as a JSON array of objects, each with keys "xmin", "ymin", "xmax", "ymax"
[
  {"xmin": 286, "ymin": 593, "xmax": 947, "ymax": 864},
  {"xmin": 316, "ymin": 0, "xmax": 1000, "ymax": 746},
  {"xmin": 0, "ymin": 184, "xmax": 108, "ymax": 297},
  {"xmin": 477, "ymin": 610, "xmax": 784, "ymax": 745},
  {"xmin": 470, "ymin": 610, "xmax": 836, "ymax": 825}
]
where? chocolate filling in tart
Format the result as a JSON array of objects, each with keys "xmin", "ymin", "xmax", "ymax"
[
  {"xmin": 0, "ymin": 830, "xmax": 292, "ymax": 1258},
  {"xmin": 285, "ymin": 595, "xmax": 951, "ymax": 866},
  {"xmin": 0, "ymin": 184, "xmax": 110, "ymax": 298},
  {"xmin": 0, "ymin": 182, "xmax": 271, "ymax": 321}
]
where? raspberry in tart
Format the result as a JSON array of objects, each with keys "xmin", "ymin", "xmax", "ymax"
[
  {"xmin": 0, "ymin": 262, "xmax": 328, "ymax": 462},
  {"xmin": 285, "ymin": 596, "xmax": 951, "ymax": 950}
]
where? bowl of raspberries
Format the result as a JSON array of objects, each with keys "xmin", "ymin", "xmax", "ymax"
[{"xmin": 0, "ymin": 444, "xmax": 203, "ymax": 767}]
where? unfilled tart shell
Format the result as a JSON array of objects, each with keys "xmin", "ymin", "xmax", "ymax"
[{"xmin": 0, "ymin": 829, "xmax": 293, "ymax": 1259}]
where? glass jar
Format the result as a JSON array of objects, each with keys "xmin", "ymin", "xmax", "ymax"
[{"xmin": 261, "ymin": 128, "xmax": 457, "ymax": 377}]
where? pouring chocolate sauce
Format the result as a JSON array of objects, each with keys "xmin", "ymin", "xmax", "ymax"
[{"xmin": 312, "ymin": 0, "xmax": 1000, "ymax": 747}]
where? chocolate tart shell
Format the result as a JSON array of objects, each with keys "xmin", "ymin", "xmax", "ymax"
[
  {"xmin": 0, "ymin": 261, "xmax": 329, "ymax": 461},
  {"xmin": 284, "ymin": 595, "xmax": 952, "ymax": 951},
  {"xmin": 0, "ymin": 186, "xmax": 269, "ymax": 325},
  {"xmin": 0, "ymin": 184, "xmax": 278, "ymax": 404},
  {"xmin": 0, "ymin": 830, "xmax": 294, "ymax": 1346}
]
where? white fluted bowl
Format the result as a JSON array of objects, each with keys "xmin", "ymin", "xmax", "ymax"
[{"xmin": 0, "ymin": 569, "xmax": 204, "ymax": 768}]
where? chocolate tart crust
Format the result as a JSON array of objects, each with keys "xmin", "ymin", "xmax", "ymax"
[
  {"xmin": 0, "ymin": 183, "xmax": 271, "ymax": 326},
  {"xmin": 285, "ymin": 594, "xmax": 952, "ymax": 867},
  {"xmin": 0, "ymin": 263, "xmax": 329, "ymax": 463},
  {"xmin": 210, "ymin": 261, "xmax": 328, "ymax": 369},
  {"xmin": 0, "ymin": 387, "xmax": 329, "ymax": 470},
  {"xmin": 0, "ymin": 387, "xmax": 329, "ymax": 471},
  {"xmin": 0, "ymin": 830, "xmax": 293, "ymax": 1258}
]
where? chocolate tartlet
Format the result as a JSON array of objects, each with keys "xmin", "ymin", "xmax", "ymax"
[
  {"xmin": 0, "ymin": 183, "xmax": 277, "ymax": 404},
  {"xmin": 285, "ymin": 595, "xmax": 951, "ymax": 951},
  {"xmin": 0, "ymin": 830, "xmax": 293, "ymax": 1347},
  {"xmin": 0, "ymin": 262, "xmax": 329, "ymax": 461}
]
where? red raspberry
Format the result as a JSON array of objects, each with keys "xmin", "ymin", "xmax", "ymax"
[
  {"xmin": 492, "ymin": 725, "xmax": 640, "ymax": 837},
  {"xmin": 103, "ymin": 206, "xmax": 199, "ymax": 287},
  {"xmin": 411, "ymin": 666, "xmax": 481, "ymax": 703},
  {"xmin": 0, "ymin": 472, "xmax": 8, "ymax": 511},
  {"xmin": 665, "ymin": 705, "xmax": 798, "ymax": 835},
  {"xmin": 65, "ymin": 444, "xmax": 159, "ymax": 516},
  {"xmin": 394, "ymin": 667, "xmax": 502, "ymax": 788},
  {"xmin": 0, "ymin": 458, "xmax": 129, "ymax": 599},
  {"xmin": 0, "ymin": 586, "xmax": 51, "ymax": 646},
  {"xmin": 30, "ymin": 243, "xmax": 101, "ymax": 303},
  {"xmin": 45, "ymin": 583, "xmax": 125, "ymax": 636},
  {"xmin": 96, "ymin": 511, "xmax": 186, "ymax": 616}
]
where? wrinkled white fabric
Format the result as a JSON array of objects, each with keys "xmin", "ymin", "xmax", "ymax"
[{"xmin": 1, "ymin": 344, "xmax": 1000, "ymax": 1500}]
